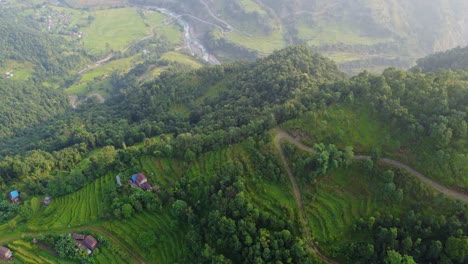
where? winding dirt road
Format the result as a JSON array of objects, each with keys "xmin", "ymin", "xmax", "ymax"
[
  {"xmin": 274, "ymin": 131, "xmax": 339, "ymax": 264},
  {"xmin": 199, "ymin": 0, "xmax": 234, "ymax": 32},
  {"xmin": 274, "ymin": 129, "xmax": 468, "ymax": 263}
]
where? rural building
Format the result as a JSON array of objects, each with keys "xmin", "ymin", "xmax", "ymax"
[
  {"xmin": 71, "ymin": 234, "xmax": 98, "ymax": 255},
  {"xmin": 43, "ymin": 196, "xmax": 51, "ymax": 207},
  {"xmin": 71, "ymin": 233, "xmax": 85, "ymax": 240},
  {"xmin": 0, "ymin": 246, "xmax": 12, "ymax": 260},
  {"xmin": 83, "ymin": 235, "xmax": 98, "ymax": 251},
  {"xmin": 8, "ymin": 190, "xmax": 19, "ymax": 203},
  {"xmin": 4, "ymin": 71, "xmax": 13, "ymax": 79},
  {"xmin": 130, "ymin": 173, "xmax": 153, "ymax": 191}
]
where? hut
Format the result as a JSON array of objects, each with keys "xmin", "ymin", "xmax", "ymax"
[
  {"xmin": 83, "ymin": 235, "xmax": 98, "ymax": 251},
  {"xmin": 8, "ymin": 190, "xmax": 19, "ymax": 203},
  {"xmin": 43, "ymin": 197, "xmax": 51, "ymax": 207},
  {"xmin": 0, "ymin": 246, "xmax": 12, "ymax": 260}
]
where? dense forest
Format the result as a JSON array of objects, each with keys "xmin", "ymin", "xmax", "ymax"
[{"xmin": 415, "ymin": 45, "xmax": 468, "ymax": 73}]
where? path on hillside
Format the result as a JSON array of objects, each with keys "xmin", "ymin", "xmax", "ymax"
[
  {"xmin": 0, "ymin": 226, "xmax": 145, "ymax": 264},
  {"xmin": 199, "ymin": 0, "xmax": 234, "ymax": 32},
  {"xmin": 275, "ymin": 130, "xmax": 468, "ymax": 202},
  {"xmin": 78, "ymin": 24, "xmax": 158, "ymax": 75},
  {"xmin": 89, "ymin": 93, "xmax": 105, "ymax": 103},
  {"xmin": 274, "ymin": 130, "xmax": 468, "ymax": 263},
  {"xmin": 274, "ymin": 131, "xmax": 339, "ymax": 264}
]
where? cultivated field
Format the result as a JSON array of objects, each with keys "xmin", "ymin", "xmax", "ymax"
[{"xmin": 82, "ymin": 8, "xmax": 152, "ymax": 55}]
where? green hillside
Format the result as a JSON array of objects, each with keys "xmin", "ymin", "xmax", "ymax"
[
  {"xmin": 415, "ymin": 45, "xmax": 468, "ymax": 73},
  {"xmin": 0, "ymin": 45, "xmax": 466, "ymax": 264}
]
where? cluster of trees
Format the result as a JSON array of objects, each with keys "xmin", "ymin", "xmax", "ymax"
[
  {"xmin": 330, "ymin": 158, "xmax": 468, "ymax": 264},
  {"xmin": 284, "ymin": 142, "xmax": 353, "ymax": 183},
  {"xmin": 415, "ymin": 45, "xmax": 468, "ymax": 72},
  {"xmin": 108, "ymin": 187, "xmax": 160, "ymax": 219},
  {"xmin": 0, "ymin": 197, "xmax": 18, "ymax": 224},
  {"xmin": 348, "ymin": 202, "xmax": 468, "ymax": 263},
  {"xmin": 173, "ymin": 162, "xmax": 310, "ymax": 263},
  {"xmin": 0, "ymin": 79, "xmax": 68, "ymax": 140},
  {"xmin": 36, "ymin": 233, "xmax": 105, "ymax": 264}
]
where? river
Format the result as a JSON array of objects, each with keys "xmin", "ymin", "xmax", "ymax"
[{"xmin": 152, "ymin": 7, "xmax": 220, "ymax": 65}]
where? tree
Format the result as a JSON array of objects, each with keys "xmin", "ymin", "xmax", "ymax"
[
  {"xmin": 121, "ymin": 203, "xmax": 133, "ymax": 219},
  {"xmin": 384, "ymin": 250, "xmax": 416, "ymax": 264},
  {"xmin": 55, "ymin": 235, "xmax": 76, "ymax": 259},
  {"xmin": 445, "ymin": 236, "xmax": 468, "ymax": 263},
  {"xmin": 138, "ymin": 231, "xmax": 156, "ymax": 249},
  {"xmin": 172, "ymin": 199, "xmax": 188, "ymax": 219}
]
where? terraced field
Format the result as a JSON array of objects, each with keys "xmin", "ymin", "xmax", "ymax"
[
  {"xmin": 304, "ymin": 166, "xmax": 375, "ymax": 242},
  {"xmin": 103, "ymin": 211, "xmax": 184, "ymax": 263},
  {"xmin": 140, "ymin": 156, "xmax": 183, "ymax": 187},
  {"xmin": 7, "ymin": 240, "xmax": 75, "ymax": 264},
  {"xmin": 26, "ymin": 173, "xmax": 113, "ymax": 230}
]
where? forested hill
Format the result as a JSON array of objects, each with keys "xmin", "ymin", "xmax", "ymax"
[
  {"xmin": 0, "ymin": 11, "xmax": 84, "ymax": 80},
  {"xmin": 0, "ymin": 46, "xmax": 344, "ymax": 156},
  {"xmin": 415, "ymin": 45, "xmax": 468, "ymax": 73},
  {"xmin": 0, "ymin": 79, "xmax": 68, "ymax": 140}
]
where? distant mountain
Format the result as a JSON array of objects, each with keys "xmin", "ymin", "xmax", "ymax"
[
  {"xmin": 414, "ymin": 45, "xmax": 468, "ymax": 72},
  {"xmin": 129, "ymin": 0, "xmax": 468, "ymax": 74}
]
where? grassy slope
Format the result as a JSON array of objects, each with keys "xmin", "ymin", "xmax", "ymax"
[
  {"xmin": 282, "ymin": 104, "xmax": 402, "ymax": 154},
  {"xmin": 144, "ymin": 11, "xmax": 183, "ymax": 47},
  {"xmin": 161, "ymin": 52, "xmax": 204, "ymax": 68},
  {"xmin": 66, "ymin": 55, "xmax": 140, "ymax": 97},
  {"xmin": 82, "ymin": 8, "xmax": 150, "ymax": 55},
  {"xmin": 281, "ymin": 101, "xmax": 466, "ymax": 189}
]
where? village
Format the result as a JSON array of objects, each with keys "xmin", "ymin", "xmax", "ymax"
[{"xmin": 0, "ymin": 172, "xmax": 155, "ymax": 261}]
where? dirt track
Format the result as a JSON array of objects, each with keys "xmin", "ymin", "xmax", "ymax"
[{"xmin": 273, "ymin": 129, "xmax": 468, "ymax": 263}]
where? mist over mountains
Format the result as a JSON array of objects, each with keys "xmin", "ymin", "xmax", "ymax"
[{"xmin": 130, "ymin": 0, "xmax": 468, "ymax": 73}]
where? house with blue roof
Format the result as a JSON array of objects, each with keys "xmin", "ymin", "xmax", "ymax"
[{"xmin": 8, "ymin": 190, "xmax": 19, "ymax": 203}]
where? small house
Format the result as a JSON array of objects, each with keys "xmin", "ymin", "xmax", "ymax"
[
  {"xmin": 71, "ymin": 234, "xmax": 97, "ymax": 255},
  {"xmin": 83, "ymin": 235, "xmax": 98, "ymax": 251},
  {"xmin": 0, "ymin": 246, "xmax": 12, "ymax": 260},
  {"xmin": 43, "ymin": 196, "xmax": 51, "ymax": 207},
  {"xmin": 130, "ymin": 173, "xmax": 153, "ymax": 191},
  {"xmin": 71, "ymin": 233, "xmax": 85, "ymax": 240},
  {"xmin": 8, "ymin": 190, "xmax": 19, "ymax": 203}
]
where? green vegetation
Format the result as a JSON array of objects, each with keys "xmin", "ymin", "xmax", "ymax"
[
  {"xmin": 414, "ymin": 45, "xmax": 468, "ymax": 72},
  {"xmin": 161, "ymin": 52, "xmax": 204, "ymax": 68},
  {"xmin": 82, "ymin": 8, "xmax": 152, "ymax": 55},
  {"xmin": 0, "ymin": 40, "xmax": 466, "ymax": 264},
  {"xmin": 298, "ymin": 17, "xmax": 393, "ymax": 46}
]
